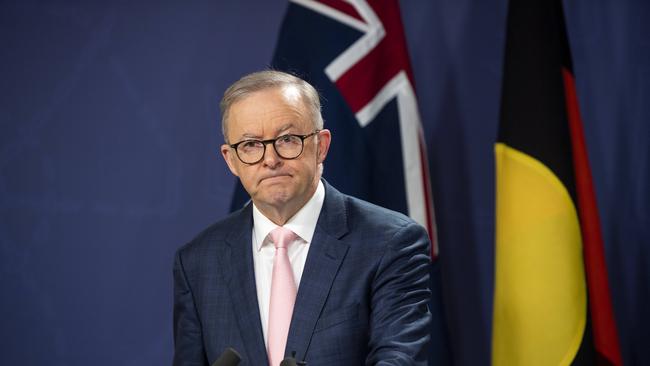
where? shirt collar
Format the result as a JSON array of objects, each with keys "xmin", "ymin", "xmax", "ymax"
[{"xmin": 253, "ymin": 180, "xmax": 325, "ymax": 251}]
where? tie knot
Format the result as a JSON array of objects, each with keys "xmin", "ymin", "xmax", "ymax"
[{"xmin": 269, "ymin": 227, "xmax": 297, "ymax": 249}]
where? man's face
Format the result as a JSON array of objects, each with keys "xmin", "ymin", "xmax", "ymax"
[{"xmin": 220, "ymin": 86, "xmax": 330, "ymax": 219}]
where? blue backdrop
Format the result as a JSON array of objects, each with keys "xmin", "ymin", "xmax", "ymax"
[{"xmin": 1, "ymin": 1, "xmax": 648, "ymax": 365}]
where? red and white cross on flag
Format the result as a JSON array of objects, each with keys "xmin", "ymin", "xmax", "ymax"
[{"xmin": 290, "ymin": 0, "xmax": 438, "ymax": 255}]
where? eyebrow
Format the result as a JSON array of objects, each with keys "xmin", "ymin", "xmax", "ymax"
[
  {"xmin": 276, "ymin": 124, "xmax": 294, "ymax": 134},
  {"xmin": 240, "ymin": 133, "xmax": 261, "ymax": 139},
  {"xmin": 239, "ymin": 123, "xmax": 296, "ymax": 140}
]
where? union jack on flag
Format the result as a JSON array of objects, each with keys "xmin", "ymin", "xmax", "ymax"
[{"xmin": 231, "ymin": 0, "xmax": 438, "ymax": 256}]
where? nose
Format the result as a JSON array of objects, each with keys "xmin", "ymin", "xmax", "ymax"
[{"xmin": 262, "ymin": 142, "xmax": 282, "ymax": 168}]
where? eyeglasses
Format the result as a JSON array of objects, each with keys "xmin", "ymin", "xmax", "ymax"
[{"xmin": 229, "ymin": 130, "xmax": 320, "ymax": 165}]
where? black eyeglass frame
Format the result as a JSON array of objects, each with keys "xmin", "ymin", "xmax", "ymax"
[{"xmin": 229, "ymin": 130, "xmax": 320, "ymax": 165}]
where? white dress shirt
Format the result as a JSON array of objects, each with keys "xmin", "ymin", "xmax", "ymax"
[{"xmin": 252, "ymin": 180, "xmax": 325, "ymax": 345}]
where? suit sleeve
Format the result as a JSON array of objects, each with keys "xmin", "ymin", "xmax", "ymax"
[
  {"xmin": 366, "ymin": 222, "xmax": 432, "ymax": 366},
  {"xmin": 173, "ymin": 250, "xmax": 208, "ymax": 366}
]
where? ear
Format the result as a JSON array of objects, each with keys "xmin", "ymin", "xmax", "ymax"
[
  {"xmin": 220, "ymin": 144, "xmax": 240, "ymax": 177},
  {"xmin": 316, "ymin": 129, "xmax": 331, "ymax": 164}
]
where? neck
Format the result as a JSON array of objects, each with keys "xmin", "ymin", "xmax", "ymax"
[{"xmin": 257, "ymin": 206, "xmax": 298, "ymax": 226}]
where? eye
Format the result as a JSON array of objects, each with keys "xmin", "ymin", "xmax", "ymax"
[
  {"xmin": 277, "ymin": 135, "xmax": 300, "ymax": 145},
  {"xmin": 277, "ymin": 135, "xmax": 294, "ymax": 144},
  {"xmin": 240, "ymin": 140, "xmax": 262, "ymax": 151}
]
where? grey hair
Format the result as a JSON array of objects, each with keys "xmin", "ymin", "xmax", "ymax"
[{"xmin": 219, "ymin": 70, "xmax": 324, "ymax": 142}]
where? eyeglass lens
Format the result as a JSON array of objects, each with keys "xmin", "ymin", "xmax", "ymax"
[{"xmin": 237, "ymin": 135, "xmax": 304, "ymax": 164}]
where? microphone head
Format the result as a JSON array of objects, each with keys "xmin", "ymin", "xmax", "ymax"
[
  {"xmin": 211, "ymin": 347, "xmax": 241, "ymax": 366},
  {"xmin": 279, "ymin": 357, "xmax": 298, "ymax": 366}
]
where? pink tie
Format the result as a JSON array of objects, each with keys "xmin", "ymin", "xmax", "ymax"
[{"xmin": 267, "ymin": 227, "xmax": 298, "ymax": 366}]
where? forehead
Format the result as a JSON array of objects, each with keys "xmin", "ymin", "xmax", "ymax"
[{"xmin": 227, "ymin": 86, "xmax": 311, "ymax": 136}]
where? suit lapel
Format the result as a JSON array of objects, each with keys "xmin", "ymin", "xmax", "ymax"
[
  {"xmin": 285, "ymin": 182, "xmax": 350, "ymax": 361},
  {"xmin": 220, "ymin": 205, "xmax": 268, "ymax": 365}
]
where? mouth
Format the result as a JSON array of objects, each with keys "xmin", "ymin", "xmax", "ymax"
[{"xmin": 260, "ymin": 174, "xmax": 291, "ymax": 184}]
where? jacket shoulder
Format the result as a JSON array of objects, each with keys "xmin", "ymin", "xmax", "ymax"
[
  {"xmin": 339, "ymin": 193, "xmax": 431, "ymax": 268},
  {"xmin": 342, "ymin": 193, "xmax": 422, "ymax": 235},
  {"xmin": 176, "ymin": 204, "xmax": 250, "ymax": 259},
  {"xmin": 322, "ymin": 181, "xmax": 423, "ymax": 237}
]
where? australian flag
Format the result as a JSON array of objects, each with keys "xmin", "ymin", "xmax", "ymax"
[
  {"xmin": 230, "ymin": 1, "xmax": 450, "ymax": 363},
  {"xmin": 231, "ymin": 0, "xmax": 436, "ymax": 247}
]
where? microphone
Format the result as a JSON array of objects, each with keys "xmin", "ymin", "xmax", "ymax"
[
  {"xmin": 280, "ymin": 352, "xmax": 307, "ymax": 366},
  {"xmin": 211, "ymin": 347, "xmax": 241, "ymax": 366},
  {"xmin": 279, "ymin": 358, "xmax": 297, "ymax": 366}
]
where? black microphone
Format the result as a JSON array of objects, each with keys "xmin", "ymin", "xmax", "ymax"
[
  {"xmin": 279, "ymin": 357, "xmax": 297, "ymax": 366},
  {"xmin": 211, "ymin": 347, "xmax": 241, "ymax": 366},
  {"xmin": 280, "ymin": 351, "xmax": 307, "ymax": 366}
]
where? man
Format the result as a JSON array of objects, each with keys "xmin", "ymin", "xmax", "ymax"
[{"xmin": 173, "ymin": 71, "xmax": 432, "ymax": 365}]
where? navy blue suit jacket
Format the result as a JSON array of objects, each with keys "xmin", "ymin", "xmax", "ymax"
[{"xmin": 173, "ymin": 182, "xmax": 432, "ymax": 365}]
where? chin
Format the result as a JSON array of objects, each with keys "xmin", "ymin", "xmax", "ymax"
[{"xmin": 261, "ymin": 188, "xmax": 293, "ymax": 206}]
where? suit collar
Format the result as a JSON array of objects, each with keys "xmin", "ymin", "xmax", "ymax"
[
  {"xmin": 315, "ymin": 179, "xmax": 349, "ymax": 239},
  {"xmin": 221, "ymin": 204, "xmax": 269, "ymax": 365},
  {"xmin": 285, "ymin": 180, "xmax": 350, "ymax": 360}
]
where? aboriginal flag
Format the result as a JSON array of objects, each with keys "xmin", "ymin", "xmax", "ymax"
[{"xmin": 492, "ymin": 0, "xmax": 622, "ymax": 365}]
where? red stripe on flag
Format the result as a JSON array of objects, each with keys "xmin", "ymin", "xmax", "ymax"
[
  {"xmin": 333, "ymin": 0, "xmax": 414, "ymax": 113},
  {"xmin": 418, "ymin": 134, "xmax": 437, "ymax": 257},
  {"xmin": 562, "ymin": 68, "xmax": 623, "ymax": 366}
]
